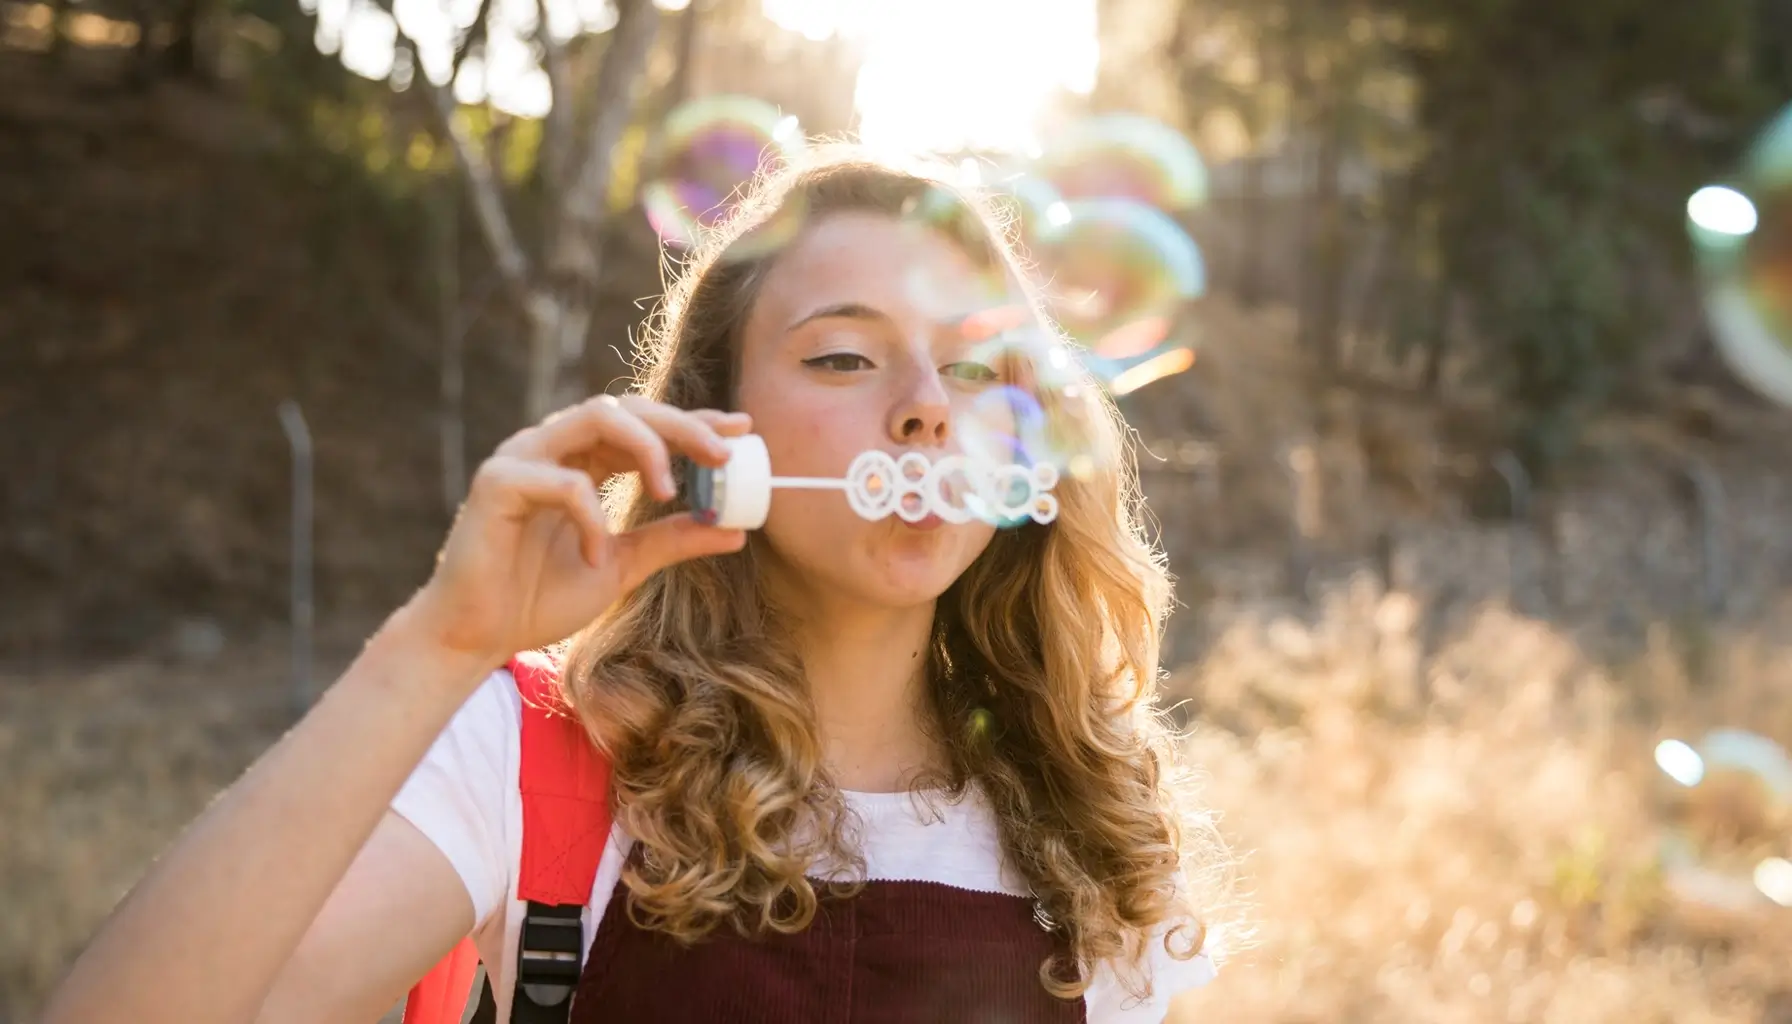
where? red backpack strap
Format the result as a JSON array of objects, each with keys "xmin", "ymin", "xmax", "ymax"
[
  {"xmin": 404, "ymin": 649, "xmax": 613, "ymax": 1024},
  {"xmin": 510, "ymin": 647, "xmax": 615, "ymax": 905}
]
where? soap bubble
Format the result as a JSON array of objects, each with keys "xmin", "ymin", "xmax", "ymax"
[
  {"xmin": 951, "ymin": 312, "xmax": 1106, "ymax": 505},
  {"xmin": 985, "ymin": 170, "xmax": 1072, "ymax": 251},
  {"xmin": 1035, "ymin": 114, "xmax": 1209, "ymax": 212},
  {"xmin": 642, "ymin": 95, "xmax": 806, "ymax": 258},
  {"xmin": 1688, "ymin": 102, "xmax": 1792, "ymax": 407},
  {"xmin": 1032, "ymin": 197, "xmax": 1204, "ymax": 394},
  {"xmin": 1654, "ymin": 728, "xmax": 1792, "ymax": 912},
  {"xmin": 1085, "ymin": 344, "xmax": 1197, "ymax": 397}
]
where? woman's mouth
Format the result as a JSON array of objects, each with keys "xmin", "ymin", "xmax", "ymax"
[{"xmin": 905, "ymin": 514, "xmax": 945, "ymax": 532}]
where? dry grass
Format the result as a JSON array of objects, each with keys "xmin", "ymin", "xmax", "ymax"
[
  {"xmin": 1167, "ymin": 578, "xmax": 1792, "ymax": 1024},
  {"xmin": 5, "ymin": 585, "xmax": 1791, "ymax": 1022},
  {"xmin": 0, "ymin": 638, "xmax": 333, "ymax": 1022}
]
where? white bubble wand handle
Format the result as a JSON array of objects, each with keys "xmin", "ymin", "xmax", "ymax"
[{"xmin": 685, "ymin": 435, "xmax": 1059, "ymax": 531}]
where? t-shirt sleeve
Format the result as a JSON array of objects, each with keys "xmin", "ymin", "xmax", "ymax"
[
  {"xmin": 390, "ymin": 669, "xmax": 519, "ymax": 929},
  {"xmin": 1085, "ymin": 919, "xmax": 1218, "ymax": 1023}
]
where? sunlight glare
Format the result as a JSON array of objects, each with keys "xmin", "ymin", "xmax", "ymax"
[
  {"xmin": 823, "ymin": 0, "xmax": 1099, "ymax": 157},
  {"xmin": 322, "ymin": 0, "xmax": 1097, "ymax": 153},
  {"xmin": 1655, "ymin": 739, "xmax": 1705, "ymax": 788},
  {"xmin": 1688, "ymin": 185, "xmax": 1759, "ymax": 237}
]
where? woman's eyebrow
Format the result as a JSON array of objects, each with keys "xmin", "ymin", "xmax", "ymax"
[{"xmin": 784, "ymin": 302, "xmax": 891, "ymax": 334}]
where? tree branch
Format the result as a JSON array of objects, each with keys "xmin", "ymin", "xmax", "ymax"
[
  {"xmin": 533, "ymin": 0, "xmax": 575, "ymax": 192},
  {"xmin": 549, "ymin": 0, "xmax": 661, "ymax": 280},
  {"xmin": 450, "ymin": 0, "xmax": 494, "ymax": 83},
  {"xmin": 388, "ymin": 32, "xmax": 534, "ymax": 302}
]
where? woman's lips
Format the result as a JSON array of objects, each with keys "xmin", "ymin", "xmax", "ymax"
[{"xmin": 905, "ymin": 514, "xmax": 945, "ymax": 531}]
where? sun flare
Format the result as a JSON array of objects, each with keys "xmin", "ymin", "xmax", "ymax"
[{"xmin": 315, "ymin": 0, "xmax": 1099, "ymax": 157}]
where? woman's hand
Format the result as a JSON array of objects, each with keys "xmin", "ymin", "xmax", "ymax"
[{"xmin": 407, "ymin": 394, "xmax": 750, "ymax": 672}]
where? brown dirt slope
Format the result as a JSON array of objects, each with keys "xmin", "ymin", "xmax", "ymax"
[{"xmin": 0, "ymin": 52, "xmax": 521, "ymax": 659}]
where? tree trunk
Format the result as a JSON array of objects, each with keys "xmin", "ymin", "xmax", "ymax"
[
  {"xmin": 435, "ymin": 186, "xmax": 469, "ymax": 512},
  {"xmin": 1306, "ymin": 98, "xmax": 1346, "ymax": 377},
  {"xmin": 1236, "ymin": 151, "xmax": 1267, "ymax": 308},
  {"xmin": 1420, "ymin": 277, "xmax": 1451, "ymax": 394},
  {"xmin": 530, "ymin": 0, "xmax": 660, "ymax": 418},
  {"xmin": 524, "ymin": 290, "xmax": 595, "ymax": 420}
]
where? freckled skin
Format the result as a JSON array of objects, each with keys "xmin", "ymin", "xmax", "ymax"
[{"xmin": 734, "ymin": 212, "xmax": 1014, "ymax": 614}]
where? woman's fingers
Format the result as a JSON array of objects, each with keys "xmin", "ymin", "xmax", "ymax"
[
  {"xmin": 690, "ymin": 408, "xmax": 754, "ymax": 437},
  {"xmin": 610, "ymin": 512, "xmax": 747, "ymax": 591},
  {"xmin": 620, "ymin": 400, "xmax": 744, "ymax": 468},
  {"xmin": 512, "ymin": 397, "xmax": 677, "ymax": 499},
  {"xmin": 509, "ymin": 397, "xmax": 751, "ymax": 502},
  {"xmin": 470, "ymin": 457, "xmax": 610, "ymax": 566}
]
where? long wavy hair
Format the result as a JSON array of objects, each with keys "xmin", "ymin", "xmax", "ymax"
[{"xmin": 562, "ymin": 142, "xmax": 1225, "ymax": 1001}]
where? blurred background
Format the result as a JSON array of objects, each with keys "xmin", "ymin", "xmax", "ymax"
[{"xmin": 4, "ymin": 0, "xmax": 1792, "ymax": 1019}]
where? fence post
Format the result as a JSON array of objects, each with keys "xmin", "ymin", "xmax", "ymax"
[
  {"xmin": 278, "ymin": 401, "xmax": 314, "ymax": 717},
  {"xmin": 1285, "ymin": 440, "xmax": 1321, "ymax": 602},
  {"xmin": 1682, "ymin": 457, "xmax": 1729, "ymax": 617},
  {"xmin": 1492, "ymin": 450, "xmax": 1534, "ymax": 611}
]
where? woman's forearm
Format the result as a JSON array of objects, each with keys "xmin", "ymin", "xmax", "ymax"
[{"xmin": 40, "ymin": 602, "xmax": 496, "ymax": 1024}]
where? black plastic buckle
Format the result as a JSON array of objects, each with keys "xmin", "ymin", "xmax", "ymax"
[{"xmin": 514, "ymin": 901, "xmax": 583, "ymax": 1012}]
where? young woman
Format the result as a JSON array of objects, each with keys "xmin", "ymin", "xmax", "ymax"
[{"xmin": 43, "ymin": 146, "xmax": 1225, "ymax": 1024}]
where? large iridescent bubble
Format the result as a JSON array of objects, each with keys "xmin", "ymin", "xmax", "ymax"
[
  {"xmin": 1035, "ymin": 114, "xmax": 1209, "ymax": 213},
  {"xmin": 1688, "ymin": 102, "xmax": 1792, "ymax": 407},
  {"xmin": 642, "ymin": 95, "xmax": 806, "ymax": 258},
  {"xmin": 1032, "ymin": 197, "xmax": 1204, "ymax": 395},
  {"xmin": 951, "ymin": 310, "xmax": 1107, "ymax": 506},
  {"xmin": 1654, "ymin": 729, "xmax": 1792, "ymax": 912}
]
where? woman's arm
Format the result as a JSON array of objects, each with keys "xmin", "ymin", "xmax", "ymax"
[
  {"xmin": 255, "ymin": 810, "xmax": 479, "ymax": 1023},
  {"xmin": 39, "ymin": 395, "xmax": 750, "ymax": 1024},
  {"xmin": 40, "ymin": 608, "xmax": 490, "ymax": 1024}
]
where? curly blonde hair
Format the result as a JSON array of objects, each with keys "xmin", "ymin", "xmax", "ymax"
[{"xmin": 562, "ymin": 143, "xmax": 1226, "ymax": 1002}]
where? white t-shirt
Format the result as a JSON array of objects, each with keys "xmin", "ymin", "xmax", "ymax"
[{"xmin": 391, "ymin": 671, "xmax": 1216, "ymax": 1024}]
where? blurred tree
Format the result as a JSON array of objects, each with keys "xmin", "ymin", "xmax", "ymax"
[
  {"xmin": 384, "ymin": 0, "xmax": 664, "ymax": 421},
  {"xmin": 1148, "ymin": 0, "xmax": 1786, "ymax": 475},
  {"xmin": 1377, "ymin": 0, "xmax": 1785, "ymax": 476},
  {"xmin": 1165, "ymin": 0, "xmax": 1412, "ymax": 375}
]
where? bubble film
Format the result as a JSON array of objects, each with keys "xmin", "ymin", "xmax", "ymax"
[
  {"xmin": 1035, "ymin": 114, "xmax": 1210, "ymax": 213},
  {"xmin": 1030, "ymin": 197, "xmax": 1204, "ymax": 395},
  {"xmin": 986, "ymin": 171, "xmax": 1071, "ymax": 251},
  {"xmin": 951, "ymin": 320, "xmax": 1106, "ymax": 498},
  {"xmin": 1653, "ymin": 729, "xmax": 1792, "ymax": 911},
  {"xmin": 1688, "ymin": 102, "xmax": 1792, "ymax": 407},
  {"xmin": 642, "ymin": 95, "xmax": 806, "ymax": 257}
]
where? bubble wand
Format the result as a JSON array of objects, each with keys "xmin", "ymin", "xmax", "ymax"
[{"xmin": 684, "ymin": 436, "xmax": 1060, "ymax": 531}]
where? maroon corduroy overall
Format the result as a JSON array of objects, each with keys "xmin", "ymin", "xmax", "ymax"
[{"xmin": 568, "ymin": 862, "xmax": 1088, "ymax": 1023}]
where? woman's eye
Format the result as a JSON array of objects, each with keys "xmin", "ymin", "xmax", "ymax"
[
  {"xmin": 942, "ymin": 361, "xmax": 1001, "ymax": 383},
  {"xmin": 804, "ymin": 353, "xmax": 874, "ymax": 372}
]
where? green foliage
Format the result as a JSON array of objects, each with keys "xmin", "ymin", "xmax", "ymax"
[
  {"xmin": 1159, "ymin": 0, "xmax": 1789, "ymax": 477},
  {"xmin": 1386, "ymin": 0, "xmax": 1786, "ymax": 476}
]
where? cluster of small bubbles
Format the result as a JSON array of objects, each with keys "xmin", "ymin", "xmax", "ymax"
[
  {"xmin": 642, "ymin": 95, "xmax": 806, "ymax": 260},
  {"xmin": 1686, "ymin": 101, "xmax": 1792, "ymax": 407},
  {"xmin": 635, "ymin": 100, "xmax": 1210, "ymax": 486},
  {"xmin": 1652, "ymin": 729, "xmax": 1792, "ymax": 911}
]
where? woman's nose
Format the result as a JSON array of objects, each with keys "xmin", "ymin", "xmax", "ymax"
[{"xmin": 887, "ymin": 369, "xmax": 952, "ymax": 447}]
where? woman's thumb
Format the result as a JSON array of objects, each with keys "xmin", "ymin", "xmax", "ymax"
[{"xmin": 611, "ymin": 512, "xmax": 747, "ymax": 589}]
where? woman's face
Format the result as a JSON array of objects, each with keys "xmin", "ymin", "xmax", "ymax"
[{"xmin": 734, "ymin": 210, "xmax": 1014, "ymax": 613}]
